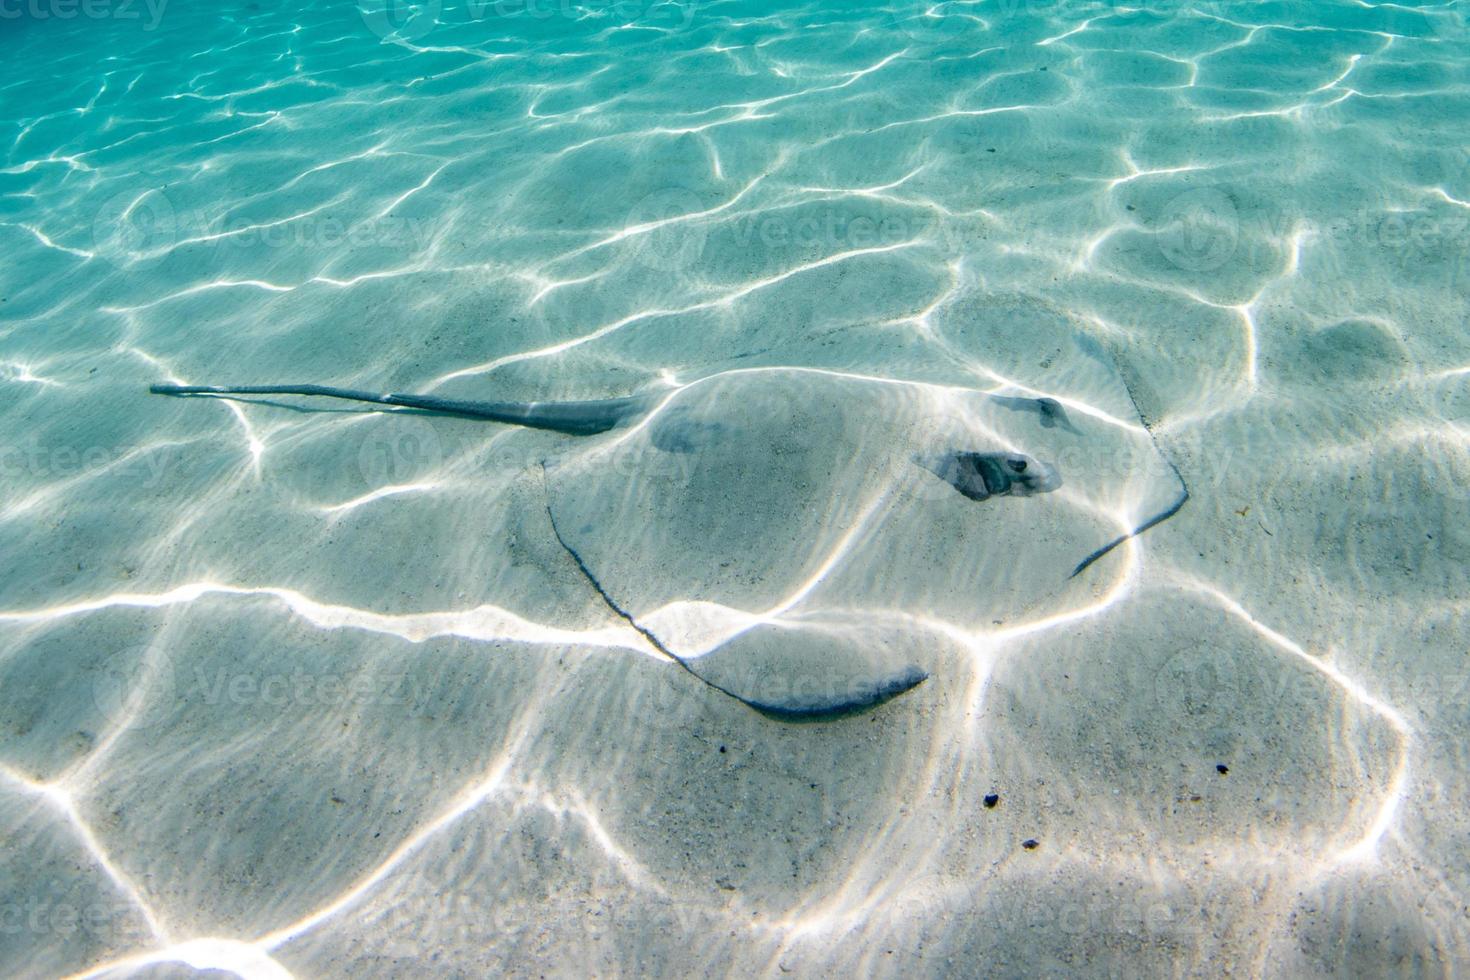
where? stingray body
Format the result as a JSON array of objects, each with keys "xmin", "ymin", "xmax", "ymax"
[
  {"xmin": 148, "ymin": 351, "xmax": 1186, "ymax": 720},
  {"xmin": 540, "ymin": 367, "xmax": 1184, "ymax": 723}
]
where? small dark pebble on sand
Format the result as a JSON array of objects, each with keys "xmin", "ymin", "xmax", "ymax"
[
  {"xmin": 1216, "ymin": 764, "xmax": 1228, "ymax": 774},
  {"xmin": 983, "ymin": 793, "xmax": 999, "ymax": 808},
  {"xmin": 1021, "ymin": 839, "xmax": 1039, "ymax": 850}
]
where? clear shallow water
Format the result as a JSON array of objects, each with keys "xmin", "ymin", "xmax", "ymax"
[{"xmin": 2, "ymin": 0, "xmax": 1469, "ymax": 975}]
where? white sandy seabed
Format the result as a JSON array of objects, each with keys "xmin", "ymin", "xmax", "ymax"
[{"xmin": 1, "ymin": 0, "xmax": 1469, "ymax": 975}]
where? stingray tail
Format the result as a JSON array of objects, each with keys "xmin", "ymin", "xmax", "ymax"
[
  {"xmin": 149, "ymin": 382, "xmax": 630, "ymax": 435},
  {"xmin": 150, "ymin": 382, "xmax": 398, "ymax": 406},
  {"xmin": 150, "ymin": 382, "xmax": 483, "ymax": 419}
]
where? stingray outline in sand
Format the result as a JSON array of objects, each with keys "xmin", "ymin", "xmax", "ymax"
[{"xmin": 149, "ymin": 369, "xmax": 1187, "ymax": 718}]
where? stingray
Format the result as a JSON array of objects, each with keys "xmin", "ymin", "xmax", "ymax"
[
  {"xmin": 535, "ymin": 366, "xmax": 1187, "ymax": 719},
  {"xmin": 148, "ymin": 352, "xmax": 1187, "ymax": 720}
]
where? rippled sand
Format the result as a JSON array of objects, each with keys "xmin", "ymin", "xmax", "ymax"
[{"xmin": 2, "ymin": 0, "xmax": 1468, "ymax": 975}]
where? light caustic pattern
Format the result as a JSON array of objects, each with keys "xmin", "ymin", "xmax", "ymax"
[{"xmin": 1, "ymin": 0, "xmax": 1469, "ymax": 975}]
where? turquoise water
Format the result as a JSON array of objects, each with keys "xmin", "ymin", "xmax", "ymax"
[{"xmin": 2, "ymin": 0, "xmax": 1469, "ymax": 974}]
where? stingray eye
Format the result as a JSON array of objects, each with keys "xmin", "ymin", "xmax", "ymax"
[{"xmin": 1009, "ymin": 457, "xmax": 1027, "ymax": 473}]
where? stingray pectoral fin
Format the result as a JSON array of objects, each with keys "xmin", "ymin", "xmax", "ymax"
[
  {"xmin": 544, "ymin": 490, "xmax": 925, "ymax": 721},
  {"xmin": 732, "ymin": 664, "xmax": 929, "ymax": 721},
  {"xmin": 680, "ymin": 624, "xmax": 929, "ymax": 721}
]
